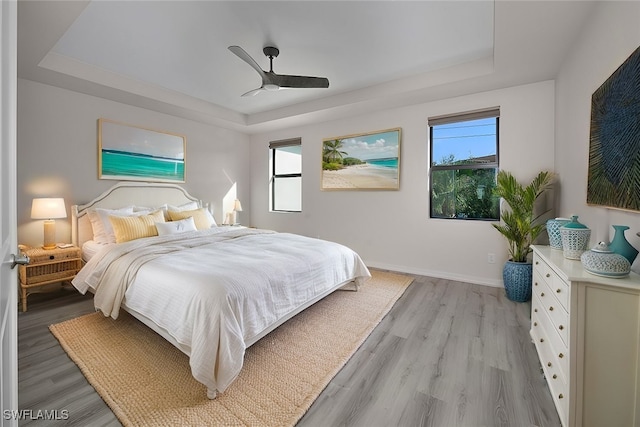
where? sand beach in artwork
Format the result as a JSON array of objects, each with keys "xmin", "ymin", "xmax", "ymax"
[{"xmin": 323, "ymin": 163, "xmax": 398, "ymax": 189}]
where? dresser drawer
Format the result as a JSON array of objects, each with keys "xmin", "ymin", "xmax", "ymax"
[
  {"xmin": 533, "ymin": 292, "xmax": 569, "ymax": 383},
  {"xmin": 533, "ymin": 270, "xmax": 554, "ymax": 306},
  {"xmin": 533, "ymin": 253, "xmax": 554, "ymax": 286},
  {"xmin": 550, "ymin": 273, "xmax": 570, "ymax": 312},
  {"xmin": 534, "ymin": 271, "xmax": 569, "ymax": 346},
  {"xmin": 534, "ymin": 252, "xmax": 570, "ymax": 312},
  {"xmin": 547, "ymin": 365, "xmax": 569, "ymax": 427},
  {"xmin": 532, "ymin": 305, "xmax": 569, "ymax": 407},
  {"xmin": 545, "ymin": 293, "xmax": 569, "ymax": 348}
]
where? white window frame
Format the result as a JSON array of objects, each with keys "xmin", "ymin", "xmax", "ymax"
[{"xmin": 270, "ymin": 137, "xmax": 302, "ymax": 212}]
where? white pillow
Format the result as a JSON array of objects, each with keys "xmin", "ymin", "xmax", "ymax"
[
  {"xmin": 205, "ymin": 209, "xmax": 217, "ymax": 227},
  {"xmin": 88, "ymin": 206, "xmax": 134, "ymax": 244},
  {"xmin": 133, "ymin": 204, "xmax": 167, "ymax": 213},
  {"xmin": 155, "ymin": 216, "xmax": 197, "ymax": 236},
  {"xmin": 167, "ymin": 201, "xmax": 199, "ymax": 212}
]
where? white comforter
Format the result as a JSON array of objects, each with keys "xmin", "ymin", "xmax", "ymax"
[{"xmin": 72, "ymin": 227, "xmax": 370, "ymax": 397}]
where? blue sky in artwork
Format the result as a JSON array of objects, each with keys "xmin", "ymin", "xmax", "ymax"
[
  {"xmin": 340, "ymin": 130, "xmax": 400, "ymax": 161},
  {"xmin": 431, "ymin": 117, "xmax": 497, "ymax": 164}
]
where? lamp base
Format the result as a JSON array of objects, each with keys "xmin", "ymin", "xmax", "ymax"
[{"xmin": 42, "ymin": 219, "xmax": 56, "ymax": 250}]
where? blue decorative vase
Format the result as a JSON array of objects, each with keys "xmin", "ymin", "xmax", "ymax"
[
  {"xmin": 503, "ymin": 260, "xmax": 533, "ymax": 302},
  {"xmin": 546, "ymin": 217, "xmax": 570, "ymax": 249},
  {"xmin": 608, "ymin": 225, "xmax": 638, "ymax": 265}
]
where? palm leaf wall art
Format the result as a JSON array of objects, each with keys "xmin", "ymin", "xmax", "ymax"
[{"xmin": 587, "ymin": 44, "xmax": 640, "ymax": 211}]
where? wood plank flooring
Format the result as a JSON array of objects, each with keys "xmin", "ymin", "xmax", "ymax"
[{"xmin": 17, "ymin": 273, "xmax": 561, "ymax": 426}]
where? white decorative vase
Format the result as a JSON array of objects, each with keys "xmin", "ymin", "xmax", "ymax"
[
  {"xmin": 580, "ymin": 242, "xmax": 630, "ymax": 278},
  {"xmin": 560, "ymin": 215, "xmax": 590, "ymax": 260}
]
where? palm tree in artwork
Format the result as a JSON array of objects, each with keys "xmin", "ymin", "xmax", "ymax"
[{"xmin": 323, "ymin": 139, "xmax": 348, "ymax": 163}]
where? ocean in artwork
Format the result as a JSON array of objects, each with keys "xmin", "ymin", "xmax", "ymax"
[
  {"xmin": 101, "ymin": 150, "xmax": 184, "ymax": 181},
  {"xmin": 366, "ymin": 157, "xmax": 398, "ymax": 170}
]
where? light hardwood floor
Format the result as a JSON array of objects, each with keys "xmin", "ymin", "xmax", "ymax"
[{"xmin": 18, "ymin": 272, "xmax": 561, "ymax": 426}]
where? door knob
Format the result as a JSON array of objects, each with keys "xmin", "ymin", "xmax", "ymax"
[{"xmin": 10, "ymin": 253, "xmax": 29, "ymax": 269}]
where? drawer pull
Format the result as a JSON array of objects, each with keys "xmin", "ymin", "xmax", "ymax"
[
  {"xmin": 556, "ymin": 289, "xmax": 561, "ymax": 293},
  {"xmin": 541, "ymin": 292, "xmax": 545, "ymax": 297},
  {"xmin": 549, "ymin": 306, "xmax": 554, "ymax": 311},
  {"xmin": 558, "ymin": 353, "xmax": 564, "ymax": 359},
  {"xmin": 546, "ymin": 273, "xmax": 551, "ymax": 278},
  {"xmin": 540, "ymin": 338, "xmax": 544, "ymax": 343},
  {"xmin": 534, "ymin": 308, "xmax": 538, "ymax": 313},
  {"xmin": 552, "ymin": 374, "xmax": 557, "ymax": 380},
  {"xmin": 559, "ymin": 325, "xmax": 564, "ymax": 331},
  {"xmin": 534, "ymin": 282, "xmax": 538, "ymax": 286},
  {"xmin": 558, "ymin": 394, "xmax": 564, "ymax": 399},
  {"xmin": 536, "ymin": 261, "xmax": 539, "ymax": 265},
  {"xmin": 547, "ymin": 362, "xmax": 552, "ymax": 367},
  {"xmin": 533, "ymin": 322, "xmax": 538, "ymax": 326}
]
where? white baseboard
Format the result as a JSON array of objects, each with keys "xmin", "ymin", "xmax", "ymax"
[{"xmin": 365, "ymin": 260, "xmax": 503, "ymax": 289}]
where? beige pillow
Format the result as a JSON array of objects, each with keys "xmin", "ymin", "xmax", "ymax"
[
  {"xmin": 168, "ymin": 208, "xmax": 215, "ymax": 230},
  {"xmin": 109, "ymin": 210, "xmax": 165, "ymax": 243}
]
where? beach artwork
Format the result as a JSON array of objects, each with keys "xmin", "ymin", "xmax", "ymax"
[
  {"xmin": 98, "ymin": 119, "xmax": 186, "ymax": 183},
  {"xmin": 322, "ymin": 128, "xmax": 401, "ymax": 190}
]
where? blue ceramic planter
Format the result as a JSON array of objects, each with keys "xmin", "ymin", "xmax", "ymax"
[{"xmin": 503, "ymin": 260, "xmax": 533, "ymax": 302}]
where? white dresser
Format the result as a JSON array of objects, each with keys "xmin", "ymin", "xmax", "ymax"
[{"xmin": 530, "ymin": 245, "xmax": 640, "ymax": 427}]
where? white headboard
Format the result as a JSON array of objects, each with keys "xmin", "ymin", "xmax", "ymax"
[{"xmin": 71, "ymin": 182, "xmax": 201, "ymax": 248}]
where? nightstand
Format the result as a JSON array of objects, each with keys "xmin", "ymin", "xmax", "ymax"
[{"xmin": 18, "ymin": 245, "xmax": 82, "ymax": 312}]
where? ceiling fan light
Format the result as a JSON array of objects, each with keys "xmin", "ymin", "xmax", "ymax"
[{"xmin": 264, "ymin": 83, "xmax": 280, "ymax": 91}]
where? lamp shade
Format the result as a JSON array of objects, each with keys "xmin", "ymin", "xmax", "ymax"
[
  {"xmin": 233, "ymin": 199, "xmax": 243, "ymax": 212},
  {"xmin": 31, "ymin": 198, "xmax": 67, "ymax": 219}
]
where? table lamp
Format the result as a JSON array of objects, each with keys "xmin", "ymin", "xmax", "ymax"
[
  {"xmin": 232, "ymin": 199, "xmax": 243, "ymax": 225},
  {"xmin": 31, "ymin": 198, "xmax": 67, "ymax": 250}
]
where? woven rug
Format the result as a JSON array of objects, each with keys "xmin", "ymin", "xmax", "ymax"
[{"xmin": 50, "ymin": 270, "xmax": 413, "ymax": 426}]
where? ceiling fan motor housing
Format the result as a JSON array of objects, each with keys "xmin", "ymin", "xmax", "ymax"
[{"xmin": 263, "ymin": 46, "xmax": 280, "ymax": 58}]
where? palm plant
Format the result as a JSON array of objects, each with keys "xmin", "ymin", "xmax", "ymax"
[
  {"xmin": 323, "ymin": 139, "xmax": 348, "ymax": 163},
  {"xmin": 492, "ymin": 170, "xmax": 554, "ymax": 262}
]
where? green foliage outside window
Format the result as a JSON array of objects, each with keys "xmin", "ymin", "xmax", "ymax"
[{"xmin": 431, "ymin": 161, "xmax": 499, "ymax": 220}]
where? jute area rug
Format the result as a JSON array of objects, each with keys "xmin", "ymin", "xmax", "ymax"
[{"xmin": 50, "ymin": 270, "xmax": 413, "ymax": 426}]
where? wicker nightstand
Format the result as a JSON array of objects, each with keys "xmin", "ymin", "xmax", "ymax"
[{"xmin": 18, "ymin": 245, "xmax": 82, "ymax": 312}]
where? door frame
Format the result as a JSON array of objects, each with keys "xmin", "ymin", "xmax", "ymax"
[{"xmin": 1, "ymin": 0, "xmax": 19, "ymax": 425}]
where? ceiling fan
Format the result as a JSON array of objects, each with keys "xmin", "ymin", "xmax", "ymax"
[{"xmin": 228, "ymin": 45, "xmax": 330, "ymax": 97}]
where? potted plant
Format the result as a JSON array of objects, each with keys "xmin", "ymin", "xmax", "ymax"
[{"xmin": 492, "ymin": 170, "xmax": 554, "ymax": 302}]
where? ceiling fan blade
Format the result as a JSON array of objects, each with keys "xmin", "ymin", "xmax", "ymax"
[
  {"xmin": 241, "ymin": 87, "xmax": 265, "ymax": 97},
  {"xmin": 273, "ymin": 74, "xmax": 330, "ymax": 89},
  {"xmin": 228, "ymin": 46, "xmax": 266, "ymax": 77}
]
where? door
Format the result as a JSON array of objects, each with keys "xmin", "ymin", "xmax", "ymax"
[{"xmin": 0, "ymin": 1, "xmax": 18, "ymax": 426}]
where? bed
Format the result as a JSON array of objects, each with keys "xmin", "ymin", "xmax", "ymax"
[{"xmin": 70, "ymin": 182, "xmax": 371, "ymax": 398}]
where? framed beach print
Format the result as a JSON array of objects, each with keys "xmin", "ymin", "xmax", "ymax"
[
  {"xmin": 98, "ymin": 119, "xmax": 186, "ymax": 183},
  {"xmin": 322, "ymin": 128, "xmax": 401, "ymax": 190}
]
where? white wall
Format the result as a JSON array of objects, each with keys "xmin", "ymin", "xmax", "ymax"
[
  {"xmin": 17, "ymin": 78, "xmax": 251, "ymax": 247},
  {"xmin": 555, "ymin": 1, "xmax": 640, "ymax": 270},
  {"xmin": 250, "ymin": 81, "xmax": 556, "ymax": 286}
]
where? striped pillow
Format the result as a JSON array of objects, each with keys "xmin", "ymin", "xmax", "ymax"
[{"xmin": 109, "ymin": 209, "xmax": 165, "ymax": 243}]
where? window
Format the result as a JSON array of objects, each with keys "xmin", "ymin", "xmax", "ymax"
[
  {"xmin": 270, "ymin": 138, "xmax": 302, "ymax": 212},
  {"xmin": 429, "ymin": 108, "xmax": 500, "ymax": 220}
]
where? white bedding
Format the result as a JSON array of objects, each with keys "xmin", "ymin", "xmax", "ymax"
[
  {"xmin": 81, "ymin": 240, "xmax": 108, "ymax": 262},
  {"xmin": 72, "ymin": 226, "xmax": 370, "ymax": 397}
]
